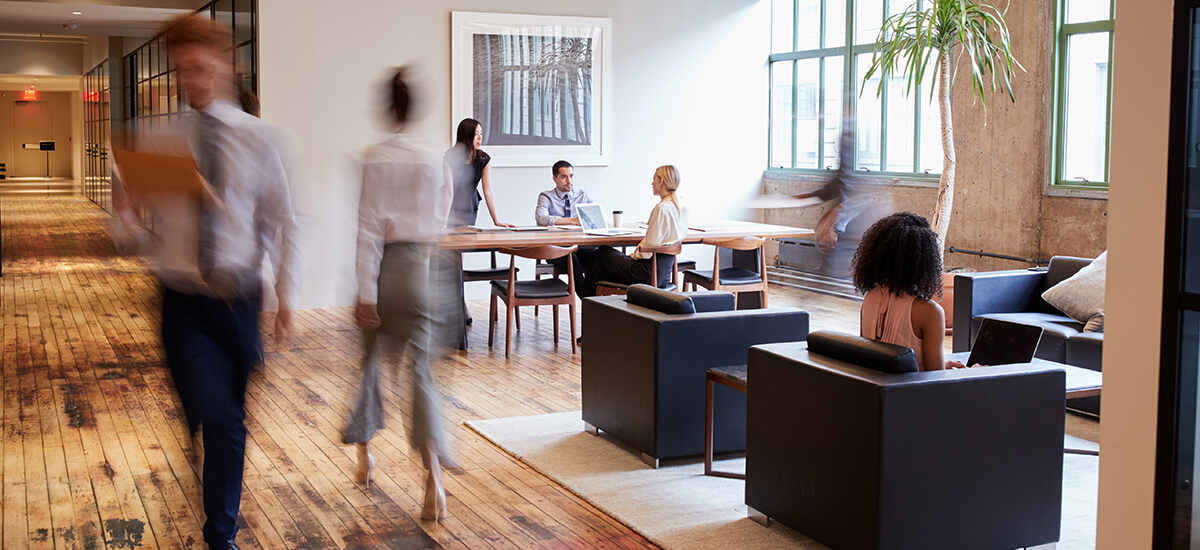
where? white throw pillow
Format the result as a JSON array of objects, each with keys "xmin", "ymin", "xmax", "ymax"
[{"xmin": 1041, "ymin": 252, "xmax": 1107, "ymax": 333}]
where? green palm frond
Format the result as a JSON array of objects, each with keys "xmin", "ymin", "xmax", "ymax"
[{"xmin": 861, "ymin": 0, "xmax": 1024, "ymax": 109}]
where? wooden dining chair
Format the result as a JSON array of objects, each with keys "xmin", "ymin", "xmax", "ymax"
[
  {"xmin": 533, "ymin": 260, "xmax": 567, "ymax": 317},
  {"xmin": 595, "ymin": 242, "xmax": 684, "ymax": 296},
  {"xmin": 681, "ymin": 236, "xmax": 769, "ymax": 307},
  {"xmin": 463, "ymin": 251, "xmax": 519, "ymax": 331},
  {"xmin": 490, "ymin": 245, "xmax": 579, "ymax": 358}
]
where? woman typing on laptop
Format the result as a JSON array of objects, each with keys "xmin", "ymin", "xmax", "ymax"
[
  {"xmin": 853, "ymin": 213, "xmax": 965, "ymax": 371},
  {"xmin": 578, "ymin": 165, "xmax": 685, "ymax": 297}
]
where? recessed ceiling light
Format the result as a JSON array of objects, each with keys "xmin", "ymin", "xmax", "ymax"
[{"xmin": 71, "ymin": 11, "xmax": 83, "ymax": 16}]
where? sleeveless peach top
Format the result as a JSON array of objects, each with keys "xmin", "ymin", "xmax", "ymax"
[{"xmin": 860, "ymin": 287, "xmax": 924, "ymax": 370}]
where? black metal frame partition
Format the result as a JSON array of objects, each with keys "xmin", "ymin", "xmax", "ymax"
[
  {"xmin": 1155, "ymin": 1, "xmax": 1200, "ymax": 547},
  {"xmin": 83, "ymin": 60, "xmax": 112, "ymax": 212},
  {"xmin": 124, "ymin": 0, "xmax": 258, "ymax": 132}
]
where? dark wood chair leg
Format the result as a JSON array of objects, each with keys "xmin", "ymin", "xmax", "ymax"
[
  {"xmin": 516, "ymin": 306, "xmax": 521, "ymax": 331},
  {"xmin": 505, "ymin": 300, "xmax": 514, "ymax": 358},
  {"xmin": 568, "ymin": 300, "xmax": 577, "ymax": 354},
  {"xmin": 553, "ymin": 305, "xmax": 560, "ymax": 345},
  {"xmin": 488, "ymin": 293, "xmax": 496, "ymax": 348}
]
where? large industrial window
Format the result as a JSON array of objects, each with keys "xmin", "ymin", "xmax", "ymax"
[
  {"xmin": 1050, "ymin": 0, "xmax": 1114, "ymax": 189},
  {"xmin": 768, "ymin": 0, "xmax": 943, "ymax": 177}
]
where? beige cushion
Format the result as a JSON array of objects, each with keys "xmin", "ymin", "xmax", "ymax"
[{"xmin": 1042, "ymin": 252, "xmax": 1107, "ymax": 333}]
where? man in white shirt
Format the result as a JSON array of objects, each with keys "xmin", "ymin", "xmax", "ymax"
[
  {"xmin": 115, "ymin": 16, "xmax": 299, "ymax": 550},
  {"xmin": 535, "ymin": 160, "xmax": 592, "ymax": 226}
]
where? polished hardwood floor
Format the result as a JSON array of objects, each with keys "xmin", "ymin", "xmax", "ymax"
[{"xmin": 0, "ymin": 195, "xmax": 1096, "ymax": 549}]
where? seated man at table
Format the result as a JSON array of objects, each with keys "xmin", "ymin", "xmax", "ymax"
[
  {"xmin": 535, "ymin": 160, "xmax": 592, "ymax": 226},
  {"xmin": 535, "ymin": 160, "xmax": 596, "ymax": 276}
]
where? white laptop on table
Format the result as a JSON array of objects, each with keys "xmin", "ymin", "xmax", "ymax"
[{"xmin": 576, "ymin": 203, "xmax": 639, "ymax": 236}]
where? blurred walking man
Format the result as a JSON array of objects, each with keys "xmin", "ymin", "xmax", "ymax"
[{"xmin": 116, "ymin": 15, "xmax": 299, "ymax": 550}]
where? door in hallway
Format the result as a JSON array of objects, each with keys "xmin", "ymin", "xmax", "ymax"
[{"xmin": 11, "ymin": 100, "xmax": 51, "ymax": 178}]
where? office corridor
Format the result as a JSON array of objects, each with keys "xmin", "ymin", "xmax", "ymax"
[{"xmin": 0, "ymin": 195, "xmax": 658, "ymax": 549}]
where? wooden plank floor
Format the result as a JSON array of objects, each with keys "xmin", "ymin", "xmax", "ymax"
[{"xmin": 0, "ymin": 194, "xmax": 963, "ymax": 549}]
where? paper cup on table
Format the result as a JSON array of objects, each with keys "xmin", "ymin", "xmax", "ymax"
[{"xmin": 612, "ymin": 211, "xmax": 623, "ymax": 227}]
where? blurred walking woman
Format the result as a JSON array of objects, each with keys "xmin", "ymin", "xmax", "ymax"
[
  {"xmin": 345, "ymin": 68, "xmax": 451, "ymax": 521},
  {"xmin": 445, "ymin": 118, "xmax": 512, "ymax": 228}
]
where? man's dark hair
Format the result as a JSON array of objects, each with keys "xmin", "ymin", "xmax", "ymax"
[
  {"xmin": 851, "ymin": 212, "xmax": 943, "ymax": 302},
  {"xmin": 164, "ymin": 14, "xmax": 232, "ymax": 52},
  {"xmin": 552, "ymin": 160, "xmax": 572, "ymax": 177},
  {"xmin": 388, "ymin": 67, "xmax": 412, "ymax": 124}
]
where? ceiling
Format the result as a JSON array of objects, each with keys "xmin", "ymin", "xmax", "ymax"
[
  {"xmin": 0, "ymin": 1, "xmax": 198, "ymax": 37},
  {"xmin": 0, "ymin": 74, "xmax": 79, "ymax": 91}
]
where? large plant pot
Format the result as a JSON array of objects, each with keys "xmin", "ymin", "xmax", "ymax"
[{"xmin": 940, "ymin": 272, "xmax": 956, "ymax": 335}]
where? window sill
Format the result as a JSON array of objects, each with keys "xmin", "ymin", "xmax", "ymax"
[
  {"xmin": 1043, "ymin": 185, "xmax": 1109, "ymax": 200},
  {"xmin": 762, "ymin": 169, "xmax": 940, "ymax": 189}
]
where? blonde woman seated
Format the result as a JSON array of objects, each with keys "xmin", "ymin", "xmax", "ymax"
[{"xmin": 579, "ymin": 165, "xmax": 685, "ymax": 297}]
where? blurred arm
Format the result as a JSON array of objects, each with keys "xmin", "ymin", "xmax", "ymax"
[
  {"xmin": 356, "ymin": 162, "xmax": 387, "ymax": 305},
  {"xmin": 261, "ymin": 145, "xmax": 301, "ymax": 310}
]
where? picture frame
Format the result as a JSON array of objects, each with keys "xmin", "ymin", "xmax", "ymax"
[{"xmin": 451, "ymin": 11, "xmax": 613, "ymax": 167}]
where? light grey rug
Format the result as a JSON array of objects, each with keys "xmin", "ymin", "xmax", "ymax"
[{"xmin": 466, "ymin": 411, "xmax": 1099, "ymax": 550}]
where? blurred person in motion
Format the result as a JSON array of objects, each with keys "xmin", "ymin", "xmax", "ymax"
[
  {"xmin": 444, "ymin": 118, "xmax": 513, "ymax": 328},
  {"xmin": 792, "ymin": 118, "xmax": 890, "ymax": 279},
  {"xmin": 113, "ymin": 15, "xmax": 300, "ymax": 550},
  {"xmin": 343, "ymin": 67, "xmax": 452, "ymax": 521}
]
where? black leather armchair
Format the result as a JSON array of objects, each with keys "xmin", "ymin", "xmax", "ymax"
[
  {"xmin": 953, "ymin": 255, "xmax": 1101, "ymax": 414},
  {"xmin": 581, "ymin": 285, "xmax": 809, "ymax": 466},
  {"xmin": 746, "ymin": 332, "xmax": 1065, "ymax": 550}
]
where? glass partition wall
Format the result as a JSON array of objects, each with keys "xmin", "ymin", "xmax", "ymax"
[
  {"xmin": 82, "ymin": 0, "xmax": 256, "ymax": 213},
  {"xmin": 83, "ymin": 61, "xmax": 112, "ymax": 212},
  {"xmin": 124, "ymin": 0, "xmax": 257, "ymax": 132}
]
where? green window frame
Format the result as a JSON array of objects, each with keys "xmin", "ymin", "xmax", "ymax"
[
  {"xmin": 767, "ymin": 0, "xmax": 941, "ymax": 180},
  {"xmin": 1050, "ymin": 0, "xmax": 1114, "ymax": 189}
]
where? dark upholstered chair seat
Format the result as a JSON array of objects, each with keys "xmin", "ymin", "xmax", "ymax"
[
  {"xmin": 683, "ymin": 268, "xmax": 763, "ymax": 285},
  {"xmin": 490, "ymin": 279, "xmax": 570, "ymax": 299},
  {"xmin": 677, "ymin": 260, "xmax": 697, "ymax": 271},
  {"xmin": 595, "ymin": 280, "xmax": 678, "ymax": 293},
  {"xmin": 464, "ymin": 266, "xmax": 516, "ymax": 279}
]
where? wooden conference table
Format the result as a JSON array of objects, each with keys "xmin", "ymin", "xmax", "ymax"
[{"xmin": 439, "ymin": 220, "xmax": 815, "ymax": 250}]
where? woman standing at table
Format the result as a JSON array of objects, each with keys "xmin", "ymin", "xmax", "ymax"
[
  {"xmin": 580, "ymin": 165, "xmax": 686, "ymax": 296},
  {"xmin": 445, "ymin": 118, "xmax": 512, "ymax": 228}
]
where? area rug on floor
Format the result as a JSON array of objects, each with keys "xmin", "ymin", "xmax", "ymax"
[{"xmin": 465, "ymin": 411, "xmax": 1099, "ymax": 550}]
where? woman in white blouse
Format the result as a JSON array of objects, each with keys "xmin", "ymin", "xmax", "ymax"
[{"xmin": 579, "ymin": 165, "xmax": 685, "ymax": 296}]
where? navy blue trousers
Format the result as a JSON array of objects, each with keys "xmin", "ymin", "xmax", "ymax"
[{"xmin": 161, "ymin": 285, "xmax": 261, "ymax": 546}]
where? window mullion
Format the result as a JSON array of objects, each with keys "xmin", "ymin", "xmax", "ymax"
[
  {"xmin": 792, "ymin": 60, "xmax": 799, "ymax": 168},
  {"xmin": 1103, "ymin": 29, "xmax": 1114, "ymax": 184},
  {"xmin": 819, "ymin": 56, "xmax": 826, "ymax": 169},
  {"xmin": 845, "ymin": 0, "xmax": 855, "ymax": 170},
  {"xmin": 914, "ymin": 81, "xmax": 922, "ymax": 172},
  {"xmin": 767, "ymin": 62, "xmax": 774, "ymax": 168}
]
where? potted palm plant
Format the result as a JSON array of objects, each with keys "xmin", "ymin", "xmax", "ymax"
[{"xmin": 861, "ymin": 0, "xmax": 1023, "ymax": 330}]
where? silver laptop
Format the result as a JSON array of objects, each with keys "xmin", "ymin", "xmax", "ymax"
[{"xmin": 575, "ymin": 203, "xmax": 638, "ymax": 236}]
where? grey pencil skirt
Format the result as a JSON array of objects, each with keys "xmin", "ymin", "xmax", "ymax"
[{"xmin": 342, "ymin": 242, "xmax": 451, "ymax": 463}]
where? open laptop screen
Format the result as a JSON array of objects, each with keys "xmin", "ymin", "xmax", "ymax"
[
  {"xmin": 576, "ymin": 203, "xmax": 605, "ymax": 230},
  {"xmin": 966, "ymin": 318, "xmax": 1045, "ymax": 366}
]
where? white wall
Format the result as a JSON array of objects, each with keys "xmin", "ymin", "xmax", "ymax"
[
  {"xmin": 259, "ymin": 0, "xmax": 769, "ymax": 308},
  {"xmin": 0, "ymin": 40, "xmax": 83, "ymax": 76},
  {"xmin": 1095, "ymin": 0, "xmax": 1172, "ymax": 547}
]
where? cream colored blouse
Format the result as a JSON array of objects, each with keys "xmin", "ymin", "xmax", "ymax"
[{"xmin": 631, "ymin": 197, "xmax": 685, "ymax": 260}]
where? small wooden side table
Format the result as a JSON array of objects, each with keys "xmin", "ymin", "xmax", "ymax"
[{"xmin": 705, "ymin": 365, "xmax": 747, "ymax": 479}]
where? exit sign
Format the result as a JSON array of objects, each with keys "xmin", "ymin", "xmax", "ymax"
[{"xmin": 21, "ymin": 88, "xmax": 38, "ymax": 101}]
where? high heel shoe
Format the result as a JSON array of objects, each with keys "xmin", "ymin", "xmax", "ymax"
[
  {"xmin": 421, "ymin": 472, "xmax": 447, "ymax": 521},
  {"xmin": 356, "ymin": 443, "xmax": 375, "ymax": 490}
]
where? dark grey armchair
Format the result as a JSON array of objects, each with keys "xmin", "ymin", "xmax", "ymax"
[
  {"xmin": 953, "ymin": 255, "xmax": 1101, "ymax": 415},
  {"xmin": 581, "ymin": 284, "xmax": 809, "ymax": 466},
  {"xmin": 746, "ymin": 332, "xmax": 1065, "ymax": 550}
]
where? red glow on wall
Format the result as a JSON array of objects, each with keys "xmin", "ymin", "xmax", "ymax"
[{"xmin": 21, "ymin": 88, "xmax": 38, "ymax": 101}]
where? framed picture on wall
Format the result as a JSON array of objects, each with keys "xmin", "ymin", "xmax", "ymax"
[{"xmin": 451, "ymin": 11, "xmax": 612, "ymax": 167}]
